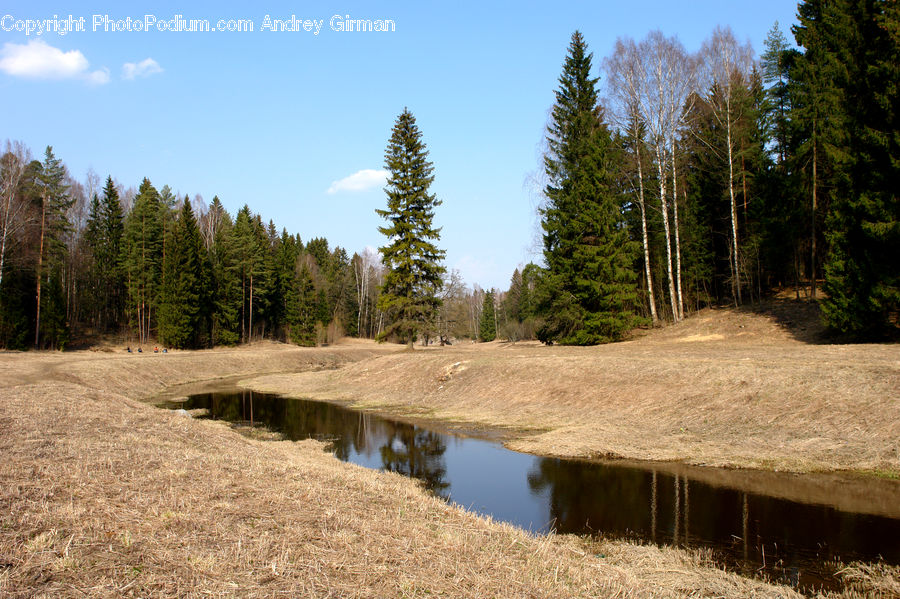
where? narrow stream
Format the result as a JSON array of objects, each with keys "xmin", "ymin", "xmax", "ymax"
[{"xmin": 161, "ymin": 388, "xmax": 900, "ymax": 594}]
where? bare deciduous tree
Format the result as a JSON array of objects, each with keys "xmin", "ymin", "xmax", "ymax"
[
  {"xmin": 633, "ymin": 31, "xmax": 696, "ymax": 322},
  {"xmin": 605, "ymin": 38, "xmax": 659, "ymax": 325},
  {"xmin": 0, "ymin": 141, "xmax": 34, "ymax": 292},
  {"xmin": 700, "ymin": 26, "xmax": 755, "ymax": 305},
  {"xmin": 353, "ymin": 246, "xmax": 380, "ymax": 338}
]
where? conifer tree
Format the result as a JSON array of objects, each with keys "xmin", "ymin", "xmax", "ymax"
[
  {"xmin": 122, "ymin": 178, "xmax": 162, "ymax": 345},
  {"xmin": 33, "ymin": 146, "xmax": 72, "ymax": 349},
  {"xmin": 85, "ymin": 176, "xmax": 125, "ymax": 331},
  {"xmin": 799, "ymin": 0, "xmax": 900, "ymax": 337},
  {"xmin": 158, "ymin": 198, "xmax": 205, "ymax": 348},
  {"xmin": 478, "ymin": 290, "xmax": 497, "ymax": 342},
  {"xmin": 540, "ymin": 31, "xmax": 642, "ymax": 344},
  {"xmin": 377, "ymin": 108, "xmax": 446, "ymax": 349},
  {"xmin": 207, "ymin": 198, "xmax": 240, "ymax": 345}
]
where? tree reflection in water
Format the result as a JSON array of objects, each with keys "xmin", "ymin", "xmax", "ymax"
[
  {"xmin": 165, "ymin": 389, "xmax": 900, "ymax": 594},
  {"xmin": 379, "ymin": 423, "xmax": 449, "ymax": 494}
]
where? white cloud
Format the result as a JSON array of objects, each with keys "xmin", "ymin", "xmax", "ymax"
[
  {"xmin": 327, "ymin": 169, "xmax": 388, "ymax": 194},
  {"xmin": 0, "ymin": 39, "xmax": 108, "ymax": 84},
  {"xmin": 122, "ymin": 57, "xmax": 163, "ymax": 80}
]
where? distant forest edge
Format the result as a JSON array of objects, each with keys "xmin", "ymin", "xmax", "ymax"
[{"xmin": 1, "ymin": 0, "xmax": 897, "ymax": 350}]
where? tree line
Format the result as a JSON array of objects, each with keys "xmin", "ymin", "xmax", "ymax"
[
  {"xmin": 0, "ymin": 147, "xmax": 384, "ymax": 349},
  {"xmin": 1, "ymin": 0, "xmax": 896, "ymax": 349},
  {"xmin": 494, "ymin": 0, "xmax": 898, "ymax": 344}
]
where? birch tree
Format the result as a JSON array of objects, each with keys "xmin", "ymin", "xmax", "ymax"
[
  {"xmin": 700, "ymin": 26, "xmax": 754, "ymax": 305},
  {"xmin": 0, "ymin": 142, "xmax": 32, "ymax": 293},
  {"xmin": 605, "ymin": 39, "xmax": 658, "ymax": 325},
  {"xmin": 635, "ymin": 31, "xmax": 696, "ymax": 322}
]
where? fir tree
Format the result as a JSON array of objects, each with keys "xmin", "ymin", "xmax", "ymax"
[
  {"xmin": 207, "ymin": 198, "xmax": 240, "ymax": 345},
  {"xmin": 540, "ymin": 31, "xmax": 642, "ymax": 344},
  {"xmin": 478, "ymin": 290, "xmax": 497, "ymax": 342},
  {"xmin": 122, "ymin": 178, "xmax": 163, "ymax": 345},
  {"xmin": 795, "ymin": 0, "xmax": 900, "ymax": 337},
  {"xmin": 377, "ymin": 108, "xmax": 446, "ymax": 349},
  {"xmin": 33, "ymin": 146, "xmax": 72, "ymax": 349},
  {"xmin": 158, "ymin": 198, "xmax": 205, "ymax": 348},
  {"xmin": 84, "ymin": 176, "xmax": 125, "ymax": 331}
]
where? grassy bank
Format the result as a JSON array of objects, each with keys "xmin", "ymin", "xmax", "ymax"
[
  {"xmin": 0, "ymin": 341, "xmax": 820, "ymax": 598},
  {"xmin": 1, "ymin": 311, "xmax": 898, "ymax": 597},
  {"xmin": 247, "ymin": 308, "xmax": 900, "ymax": 476}
]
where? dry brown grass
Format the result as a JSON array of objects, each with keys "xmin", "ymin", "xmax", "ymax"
[
  {"xmin": 1, "ymin": 307, "xmax": 898, "ymax": 598},
  {"xmin": 249, "ymin": 306, "xmax": 900, "ymax": 476},
  {"xmin": 1, "ymin": 341, "xmax": 817, "ymax": 598}
]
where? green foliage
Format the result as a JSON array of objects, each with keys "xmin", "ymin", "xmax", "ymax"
[
  {"xmin": 540, "ymin": 31, "xmax": 643, "ymax": 344},
  {"xmin": 478, "ymin": 291, "xmax": 497, "ymax": 342},
  {"xmin": 206, "ymin": 197, "xmax": 240, "ymax": 345},
  {"xmin": 122, "ymin": 178, "xmax": 163, "ymax": 343},
  {"xmin": 34, "ymin": 146, "xmax": 73, "ymax": 349},
  {"xmin": 84, "ymin": 176, "xmax": 125, "ymax": 332},
  {"xmin": 794, "ymin": 0, "xmax": 900, "ymax": 337},
  {"xmin": 376, "ymin": 108, "xmax": 446, "ymax": 348},
  {"xmin": 158, "ymin": 198, "xmax": 207, "ymax": 348}
]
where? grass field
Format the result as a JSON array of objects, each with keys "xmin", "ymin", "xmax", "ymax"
[
  {"xmin": 247, "ymin": 303, "xmax": 900, "ymax": 476},
  {"xmin": 1, "ymin": 302, "xmax": 898, "ymax": 597}
]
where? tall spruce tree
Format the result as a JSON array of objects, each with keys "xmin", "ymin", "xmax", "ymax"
[
  {"xmin": 478, "ymin": 290, "xmax": 497, "ymax": 342},
  {"xmin": 84, "ymin": 176, "xmax": 125, "ymax": 332},
  {"xmin": 377, "ymin": 108, "xmax": 446, "ymax": 349},
  {"xmin": 158, "ymin": 198, "xmax": 205, "ymax": 348},
  {"xmin": 795, "ymin": 0, "xmax": 899, "ymax": 337},
  {"xmin": 33, "ymin": 147, "xmax": 72, "ymax": 349},
  {"xmin": 207, "ymin": 198, "xmax": 240, "ymax": 345},
  {"xmin": 540, "ymin": 31, "xmax": 642, "ymax": 345},
  {"xmin": 122, "ymin": 178, "xmax": 163, "ymax": 345}
]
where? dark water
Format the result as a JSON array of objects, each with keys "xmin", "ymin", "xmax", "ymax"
[{"xmin": 162, "ymin": 389, "xmax": 900, "ymax": 593}]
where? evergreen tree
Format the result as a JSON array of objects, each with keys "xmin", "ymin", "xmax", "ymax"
[
  {"xmin": 122, "ymin": 178, "xmax": 163, "ymax": 345},
  {"xmin": 540, "ymin": 31, "xmax": 642, "ymax": 345},
  {"xmin": 376, "ymin": 108, "xmax": 446, "ymax": 349},
  {"xmin": 478, "ymin": 290, "xmax": 497, "ymax": 342},
  {"xmin": 84, "ymin": 176, "xmax": 125, "ymax": 332},
  {"xmin": 795, "ymin": 0, "xmax": 900, "ymax": 337},
  {"xmin": 207, "ymin": 198, "xmax": 240, "ymax": 345},
  {"xmin": 158, "ymin": 198, "xmax": 205, "ymax": 348},
  {"xmin": 33, "ymin": 146, "xmax": 72, "ymax": 349}
]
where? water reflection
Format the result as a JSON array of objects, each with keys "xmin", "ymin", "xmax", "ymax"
[
  {"xmin": 527, "ymin": 456, "xmax": 900, "ymax": 589},
  {"xmin": 163, "ymin": 389, "xmax": 900, "ymax": 593},
  {"xmin": 172, "ymin": 390, "xmax": 449, "ymax": 493}
]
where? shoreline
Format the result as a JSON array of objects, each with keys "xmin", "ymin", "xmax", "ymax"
[{"xmin": 1, "ymin": 337, "xmax": 898, "ymax": 597}]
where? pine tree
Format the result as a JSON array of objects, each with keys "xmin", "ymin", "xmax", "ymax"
[
  {"xmin": 377, "ymin": 108, "xmax": 446, "ymax": 349},
  {"xmin": 540, "ymin": 31, "xmax": 642, "ymax": 345},
  {"xmin": 478, "ymin": 290, "xmax": 497, "ymax": 342},
  {"xmin": 84, "ymin": 176, "xmax": 125, "ymax": 332},
  {"xmin": 33, "ymin": 146, "xmax": 72, "ymax": 349}
]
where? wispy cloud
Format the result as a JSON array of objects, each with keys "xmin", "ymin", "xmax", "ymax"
[
  {"xmin": 327, "ymin": 169, "xmax": 388, "ymax": 194},
  {"xmin": 122, "ymin": 57, "xmax": 163, "ymax": 80},
  {"xmin": 0, "ymin": 39, "xmax": 108, "ymax": 84}
]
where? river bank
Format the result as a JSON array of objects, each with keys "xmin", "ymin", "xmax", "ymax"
[
  {"xmin": 1, "ymin": 317, "xmax": 897, "ymax": 596},
  {"xmin": 245, "ymin": 308, "xmax": 900, "ymax": 476}
]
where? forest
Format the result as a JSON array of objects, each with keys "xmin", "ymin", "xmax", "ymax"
[{"xmin": 0, "ymin": 0, "xmax": 897, "ymax": 350}]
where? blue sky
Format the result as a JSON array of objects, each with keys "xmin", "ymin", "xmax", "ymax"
[{"xmin": 1, "ymin": 1, "xmax": 800, "ymax": 290}]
